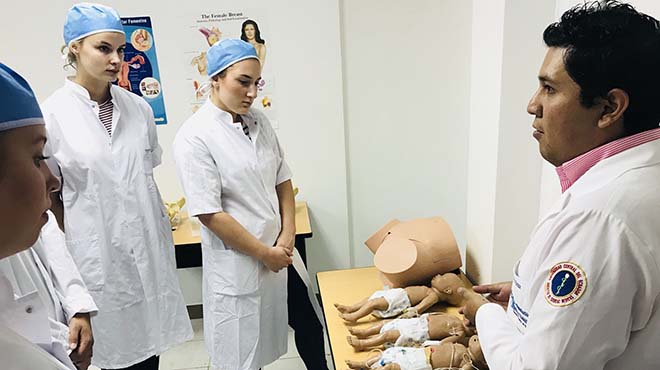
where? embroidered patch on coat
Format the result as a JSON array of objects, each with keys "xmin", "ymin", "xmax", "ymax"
[{"xmin": 544, "ymin": 261, "xmax": 587, "ymax": 307}]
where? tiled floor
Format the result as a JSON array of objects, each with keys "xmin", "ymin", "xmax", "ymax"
[{"xmin": 90, "ymin": 319, "xmax": 334, "ymax": 370}]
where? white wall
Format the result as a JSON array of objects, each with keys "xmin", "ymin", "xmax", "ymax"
[
  {"xmin": 465, "ymin": 0, "xmax": 505, "ymax": 284},
  {"xmin": 340, "ymin": 0, "xmax": 473, "ymax": 268},
  {"xmin": 465, "ymin": 0, "xmax": 554, "ymax": 283}
]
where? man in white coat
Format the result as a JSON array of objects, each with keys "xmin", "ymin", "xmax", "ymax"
[
  {"xmin": 0, "ymin": 63, "xmax": 91, "ymax": 370},
  {"xmin": 459, "ymin": 2, "xmax": 660, "ymax": 369}
]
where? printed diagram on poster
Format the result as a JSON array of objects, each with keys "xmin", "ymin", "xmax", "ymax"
[
  {"xmin": 117, "ymin": 16, "xmax": 168, "ymax": 125},
  {"xmin": 185, "ymin": 10, "xmax": 277, "ymax": 126}
]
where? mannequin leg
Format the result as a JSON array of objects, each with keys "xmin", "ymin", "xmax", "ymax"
[
  {"xmin": 348, "ymin": 321, "xmax": 386, "ymax": 338},
  {"xmin": 379, "ymin": 364, "xmax": 401, "ymax": 370},
  {"xmin": 346, "ymin": 355, "xmax": 375, "ymax": 370},
  {"xmin": 340, "ymin": 298, "xmax": 388, "ymax": 322},
  {"xmin": 335, "ymin": 298, "xmax": 368, "ymax": 314},
  {"xmin": 347, "ymin": 330, "xmax": 400, "ymax": 351}
]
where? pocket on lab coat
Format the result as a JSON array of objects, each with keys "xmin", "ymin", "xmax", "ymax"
[
  {"xmin": 208, "ymin": 249, "xmax": 260, "ymax": 296},
  {"xmin": 143, "ymin": 146, "xmax": 167, "ymax": 219},
  {"xmin": 143, "ymin": 143, "xmax": 155, "ymax": 176},
  {"xmin": 66, "ymin": 237, "xmax": 104, "ymax": 291}
]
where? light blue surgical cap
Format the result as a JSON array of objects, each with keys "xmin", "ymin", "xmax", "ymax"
[
  {"xmin": 63, "ymin": 3, "xmax": 124, "ymax": 46},
  {"xmin": 207, "ymin": 39, "xmax": 258, "ymax": 78},
  {"xmin": 0, "ymin": 64, "xmax": 44, "ymax": 132}
]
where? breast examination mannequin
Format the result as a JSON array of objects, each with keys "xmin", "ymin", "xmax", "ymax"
[{"xmin": 365, "ymin": 217, "xmax": 462, "ymax": 288}]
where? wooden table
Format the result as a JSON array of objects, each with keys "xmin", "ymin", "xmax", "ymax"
[
  {"xmin": 173, "ymin": 201, "xmax": 313, "ymax": 268},
  {"xmin": 317, "ymin": 267, "xmax": 472, "ymax": 370}
]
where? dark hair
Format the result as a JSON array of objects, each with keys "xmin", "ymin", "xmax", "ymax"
[
  {"xmin": 240, "ymin": 19, "xmax": 265, "ymax": 45},
  {"xmin": 543, "ymin": 0, "xmax": 660, "ymax": 135}
]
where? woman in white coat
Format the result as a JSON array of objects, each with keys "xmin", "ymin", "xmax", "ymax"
[
  {"xmin": 1, "ymin": 211, "xmax": 98, "ymax": 370},
  {"xmin": 42, "ymin": 4, "xmax": 193, "ymax": 369},
  {"xmin": 173, "ymin": 39, "xmax": 294, "ymax": 370},
  {"xmin": 0, "ymin": 63, "xmax": 73, "ymax": 370}
]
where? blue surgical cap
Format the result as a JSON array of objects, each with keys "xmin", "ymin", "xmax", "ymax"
[
  {"xmin": 207, "ymin": 39, "xmax": 258, "ymax": 78},
  {"xmin": 63, "ymin": 3, "xmax": 124, "ymax": 46},
  {"xmin": 0, "ymin": 64, "xmax": 44, "ymax": 132}
]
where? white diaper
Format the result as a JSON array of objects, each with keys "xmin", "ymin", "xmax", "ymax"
[
  {"xmin": 381, "ymin": 314, "xmax": 430, "ymax": 347},
  {"xmin": 371, "ymin": 347, "xmax": 432, "ymax": 370},
  {"xmin": 370, "ymin": 288, "xmax": 411, "ymax": 318}
]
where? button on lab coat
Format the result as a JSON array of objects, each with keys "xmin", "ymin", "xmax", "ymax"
[
  {"xmin": 476, "ymin": 139, "xmax": 660, "ymax": 369},
  {"xmin": 42, "ymin": 79, "xmax": 193, "ymax": 368},
  {"xmin": 0, "ymin": 212, "xmax": 98, "ymax": 370},
  {"xmin": 174, "ymin": 101, "xmax": 292, "ymax": 370}
]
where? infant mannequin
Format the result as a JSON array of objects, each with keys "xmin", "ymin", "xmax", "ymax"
[
  {"xmin": 345, "ymin": 336, "xmax": 487, "ymax": 370},
  {"xmin": 347, "ymin": 312, "xmax": 474, "ymax": 351},
  {"xmin": 335, "ymin": 272, "xmax": 466, "ymax": 322}
]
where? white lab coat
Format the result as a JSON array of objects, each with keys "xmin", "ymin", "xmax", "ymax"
[
  {"xmin": 0, "ymin": 212, "xmax": 98, "ymax": 370},
  {"xmin": 173, "ymin": 101, "xmax": 291, "ymax": 370},
  {"xmin": 41, "ymin": 79, "xmax": 193, "ymax": 368},
  {"xmin": 476, "ymin": 138, "xmax": 660, "ymax": 369},
  {"xmin": 0, "ymin": 324, "xmax": 72, "ymax": 370}
]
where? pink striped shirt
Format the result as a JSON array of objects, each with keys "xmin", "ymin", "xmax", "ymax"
[{"xmin": 556, "ymin": 127, "xmax": 660, "ymax": 192}]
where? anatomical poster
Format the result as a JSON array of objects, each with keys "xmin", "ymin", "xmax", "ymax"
[
  {"xmin": 117, "ymin": 16, "xmax": 168, "ymax": 125},
  {"xmin": 185, "ymin": 9, "xmax": 277, "ymax": 126}
]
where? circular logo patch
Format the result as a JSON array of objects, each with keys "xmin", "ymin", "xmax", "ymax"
[{"xmin": 544, "ymin": 261, "xmax": 587, "ymax": 307}]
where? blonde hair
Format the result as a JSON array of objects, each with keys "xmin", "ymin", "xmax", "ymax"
[{"xmin": 61, "ymin": 40, "xmax": 82, "ymax": 70}]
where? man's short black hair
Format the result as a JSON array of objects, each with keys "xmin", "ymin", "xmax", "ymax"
[{"xmin": 544, "ymin": 0, "xmax": 660, "ymax": 135}]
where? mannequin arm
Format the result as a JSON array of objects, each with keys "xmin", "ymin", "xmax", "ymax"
[{"xmin": 412, "ymin": 292, "xmax": 440, "ymax": 314}]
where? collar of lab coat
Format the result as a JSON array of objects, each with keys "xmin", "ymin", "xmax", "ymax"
[
  {"xmin": 565, "ymin": 138, "xmax": 660, "ymax": 198},
  {"xmin": 204, "ymin": 98, "xmax": 257, "ymax": 126},
  {"xmin": 63, "ymin": 78, "xmax": 118, "ymax": 104}
]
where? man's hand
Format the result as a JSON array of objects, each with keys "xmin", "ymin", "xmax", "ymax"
[
  {"xmin": 457, "ymin": 287, "xmax": 489, "ymax": 325},
  {"xmin": 68, "ymin": 313, "xmax": 93, "ymax": 370},
  {"xmin": 275, "ymin": 232, "xmax": 295, "ymax": 254},
  {"xmin": 260, "ymin": 246, "xmax": 293, "ymax": 272},
  {"xmin": 473, "ymin": 281, "xmax": 512, "ymax": 310}
]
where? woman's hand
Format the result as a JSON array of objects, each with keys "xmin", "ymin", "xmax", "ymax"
[
  {"xmin": 275, "ymin": 232, "xmax": 295, "ymax": 254},
  {"xmin": 68, "ymin": 313, "xmax": 93, "ymax": 370},
  {"xmin": 261, "ymin": 246, "xmax": 292, "ymax": 272}
]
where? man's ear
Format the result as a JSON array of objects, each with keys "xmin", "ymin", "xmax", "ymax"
[{"xmin": 598, "ymin": 88, "xmax": 629, "ymax": 129}]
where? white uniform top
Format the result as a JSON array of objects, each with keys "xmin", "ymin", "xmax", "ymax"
[
  {"xmin": 173, "ymin": 100, "xmax": 292, "ymax": 370},
  {"xmin": 41, "ymin": 79, "xmax": 193, "ymax": 368},
  {"xmin": 0, "ymin": 212, "xmax": 98, "ymax": 370},
  {"xmin": 0, "ymin": 324, "xmax": 72, "ymax": 370},
  {"xmin": 476, "ymin": 138, "xmax": 660, "ymax": 369}
]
